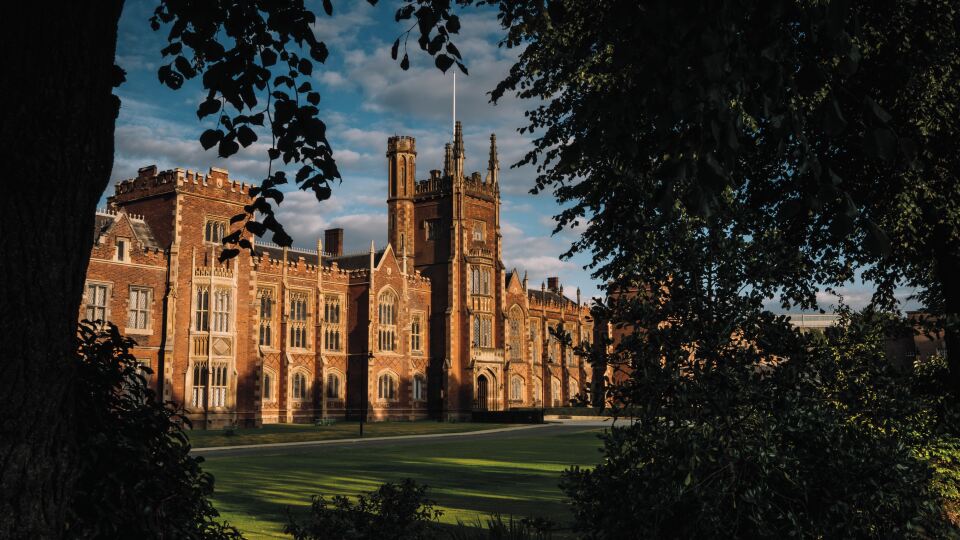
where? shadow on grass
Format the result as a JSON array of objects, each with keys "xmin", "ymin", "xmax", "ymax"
[{"xmin": 203, "ymin": 429, "xmax": 604, "ymax": 539}]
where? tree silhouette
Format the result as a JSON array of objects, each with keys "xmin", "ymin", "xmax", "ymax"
[{"xmin": 0, "ymin": 1, "xmax": 466, "ymax": 537}]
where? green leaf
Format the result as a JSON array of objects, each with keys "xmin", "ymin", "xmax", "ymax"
[
  {"xmin": 199, "ymin": 129, "xmax": 222, "ymax": 150},
  {"xmin": 237, "ymin": 126, "xmax": 257, "ymax": 147},
  {"xmin": 435, "ymin": 54, "xmax": 453, "ymax": 73}
]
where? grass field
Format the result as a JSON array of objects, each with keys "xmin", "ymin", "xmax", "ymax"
[
  {"xmin": 188, "ymin": 421, "xmax": 514, "ymax": 448},
  {"xmin": 202, "ymin": 426, "xmax": 605, "ymax": 539}
]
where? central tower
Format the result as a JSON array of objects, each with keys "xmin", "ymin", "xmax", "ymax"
[{"xmin": 387, "ymin": 121, "xmax": 503, "ymax": 418}]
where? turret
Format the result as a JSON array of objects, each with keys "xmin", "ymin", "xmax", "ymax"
[{"xmin": 387, "ymin": 136, "xmax": 416, "ymax": 257}]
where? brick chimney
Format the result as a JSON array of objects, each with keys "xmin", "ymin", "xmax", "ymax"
[
  {"xmin": 547, "ymin": 276, "xmax": 560, "ymax": 292},
  {"xmin": 324, "ymin": 228, "xmax": 344, "ymax": 256},
  {"xmin": 137, "ymin": 165, "xmax": 157, "ymax": 179}
]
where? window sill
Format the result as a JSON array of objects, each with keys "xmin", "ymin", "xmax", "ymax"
[{"xmin": 125, "ymin": 328, "xmax": 154, "ymax": 337}]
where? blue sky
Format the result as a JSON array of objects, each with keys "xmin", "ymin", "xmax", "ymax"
[
  {"xmin": 110, "ymin": 0, "xmax": 601, "ymax": 301},
  {"xmin": 109, "ymin": 0, "xmax": 916, "ymax": 312}
]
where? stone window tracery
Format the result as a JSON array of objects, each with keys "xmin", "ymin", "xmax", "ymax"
[{"xmin": 378, "ymin": 290, "xmax": 398, "ymax": 352}]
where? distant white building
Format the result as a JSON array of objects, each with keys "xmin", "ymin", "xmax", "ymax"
[{"xmin": 784, "ymin": 313, "xmax": 840, "ymax": 332}]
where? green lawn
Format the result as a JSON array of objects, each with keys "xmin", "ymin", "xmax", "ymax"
[
  {"xmin": 188, "ymin": 421, "xmax": 515, "ymax": 449},
  {"xmin": 202, "ymin": 427, "xmax": 605, "ymax": 539}
]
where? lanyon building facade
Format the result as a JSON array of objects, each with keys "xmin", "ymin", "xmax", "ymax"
[{"xmin": 82, "ymin": 122, "xmax": 594, "ymax": 427}]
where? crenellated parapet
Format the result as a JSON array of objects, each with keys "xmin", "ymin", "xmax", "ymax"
[{"xmin": 110, "ymin": 165, "xmax": 254, "ymax": 207}]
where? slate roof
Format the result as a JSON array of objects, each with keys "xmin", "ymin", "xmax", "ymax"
[
  {"xmin": 253, "ymin": 242, "xmax": 387, "ymax": 270},
  {"xmin": 527, "ymin": 288, "xmax": 576, "ymax": 306}
]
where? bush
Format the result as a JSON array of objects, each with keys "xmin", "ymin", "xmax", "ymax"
[
  {"xmin": 562, "ymin": 310, "xmax": 955, "ymax": 538},
  {"xmin": 66, "ymin": 321, "xmax": 241, "ymax": 539},
  {"xmin": 448, "ymin": 515, "xmax": 557, "ymax": 540},
  {"xmin": 285, "ymin": 479, "xmax": 442, "ymax": 540}
]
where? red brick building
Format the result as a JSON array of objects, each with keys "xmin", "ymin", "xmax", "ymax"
[{"xmin": 82, "ymin": 122, "xmax": 593, "ymax": 427}]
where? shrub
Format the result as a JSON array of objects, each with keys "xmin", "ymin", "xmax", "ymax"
[
  {"xmin": 285, "ymin": 479, "xmax": 442, "ymax": 540},
  {"xmin": 562, "ymin": 310, "xmax": 955, "ymax": 538},
  {"xmin": 66, "ymin": 321, "xmax": 241, "ymax": 539},
  {"xmin": 448, "ymin": 515, "xmax": 556, "ymax": 540}
]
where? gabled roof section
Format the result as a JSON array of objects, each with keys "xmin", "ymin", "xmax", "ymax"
[
  {"xmin": 93, "ymin": 209, "xmax": 161, "ymax": 250},
  {"xmin": 506, "ymin": 269, "xmax": 523, "ymax": 292}
]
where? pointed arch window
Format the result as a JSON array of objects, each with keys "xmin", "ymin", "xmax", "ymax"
[
  {"xmin": 510, "ymin": 375, "xmax": 524, "ymax": 401},
  {"xmin": 378, "ymin": 290, "xmax": 398, "ymax": 352},
  {"xmin": 378, "ymin": 372, "xmax": 397, "ymax": 401},
  {"xmin": 195, "ymin": 287, "xmax": 209, "ymax": 331},
  {"xmin": 413, "ymin": 373, "xmax": 426, "ymax": 401},
  {"xmin": 292, "ymin": 371, "xmax": 309, "ymax": 401},
  {"xmin": 326, "ymin": 372, "xmax": 342, "ymax": 399}
]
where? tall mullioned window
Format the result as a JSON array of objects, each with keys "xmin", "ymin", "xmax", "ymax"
[
  {"xmin": 292, "ymin": 371, "xmax": 308, "ymax": 400},
  {"xmin": 212, "ymin": 289, "xmax": 231, "ymax": 332},
  {"xmin": 509, "ymin": 310, "xmax": 522, "ymax": 361},
  {"xmin": 128, "ymin": 287, "xmax": 150, "ymax": 330},
  {"xmin": 410, "ymin": 313, "xmax": 423, "ymax": 353},
  {"xmin": 191, "ymin": 362, "xmax": 207, "ymax": 407},
  {"xmin": 471, "ymin": 267, "xmax": 492, "ymax": 295},
  {"xmin": 258, "ymin": 289, "xmax": 273, "ymax": 346},
  {"xmin": 210, "ymin": 363, "xmax": 228, "ymax": 407},
  {"xmin": 481, "ymin": 317, "xmax": 492, "ymax": 348},
  {"xmin": 511, "ymin": 376, "xmax": 523, "ymax": 401},
  {"xmin": 472, "ymin": 315, "xmax": 481, "ymax": 348},
  {"xmin": 195, "ymin": 287, "xmax": 209, "ymax": 331},
  {"xmin": 413, "ymin": 374, "xmax": 426, "ymax": 401},
  {"xmin": 326, "ymin": 372, "xmax": 342, "ymax": 399},
  {"xmin": 289, "ymin": 292, "xmax": 309, "ymax": 349},
  {"xmin": 529, "ymin": 319, "xmax": 540, "ymax": 362},
  {"xmin": 323, "ymin": 295, "xmax": 342, "ymax": 351},
  {"xmin": 85, "ymin": 283, "xmax": 108, "ymax": 321},
  {"xmin": 378, "ymin": 290, "xmax": 397, "ymax": 352}
]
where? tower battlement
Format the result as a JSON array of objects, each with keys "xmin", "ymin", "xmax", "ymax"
[{"xmin": 387, "ymin": 135, "xmax": 416, "ymax": 154}]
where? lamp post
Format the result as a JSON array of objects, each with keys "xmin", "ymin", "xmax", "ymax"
[{"xmin": 361, "ymin": 350, "xmax": 373, "ymax": 437}]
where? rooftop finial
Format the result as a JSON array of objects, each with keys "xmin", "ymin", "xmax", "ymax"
[
  {"xmin": 487, "ymin": 133, "xmax": 499, "ymax": 185},
  {"xmin": 453, "ymin": 121, "xmax": 465, "ymax": 178}
]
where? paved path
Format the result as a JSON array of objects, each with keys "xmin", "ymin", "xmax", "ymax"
[{"xmin": 193, "ymin": 420, "xmax": 614, "ymax": 458}]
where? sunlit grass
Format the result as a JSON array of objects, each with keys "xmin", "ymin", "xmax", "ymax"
[
  {"xmin": 188, "ymin": 420, "xmax": 515, "ymax": 448},
  {"xmin": 202, "ymin": 427, "xmax": 605, "ymax": 539}
]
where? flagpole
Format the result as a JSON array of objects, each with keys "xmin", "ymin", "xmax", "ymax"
[{"xmin": 452, "ymin": 71, "xmax": 456, "ymax": 141}]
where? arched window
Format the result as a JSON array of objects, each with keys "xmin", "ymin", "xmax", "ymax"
[
  {"xmin": 510, "ymin": 376, "xmax": 524, "ymax": 401},
  {"xmin": 378, "ymin": 290, "xmax": 398, "ymax": 351},
  {"xmin": 378, "ymin": 372, "xmax": 397, "ymax": 400},
  {"xmin": 569, "ymin": 379, "xmax": 579, "ymax": 401},
  {"xmin": 326, "ymin": 372, "xmax": 342, "ymax": 399},
  {"xmin": 473, "ymin": 223, "xmax": 484, "ymax": 242},
  {"xmin": 262, "ymin": 371, "xmax": 274, "ymax": 401},
  {"xmin": 551, "ymin": 377, "xmax": 562, "ymax": 407},
  {"xmin": 509, "ymin": 308, "xmax": 522, "ymax": 361},
  {"xmin": 400, "ymin": 159, "xmax": 406, "ymax": 196},
  {"xmin": 413, "ymin": 373, "xmax": 426, "ymax": 401},
  {"xmin": 481, "ymin": 269, "xmax": 490, "ymax": 294},
  {"xmin": 471, "ymin": 267, "xmax": 480, "ymax": 294},
  {"xmin": 533, "ymin": 377, "xmax": 542, "ymax": 406},
  {"xmin": 292, "ymin": 371, "xmax": 308, "ymax": 401}
]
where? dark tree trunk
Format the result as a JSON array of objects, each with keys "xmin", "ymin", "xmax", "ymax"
[
  {"xmin": 0, "ymin": 2, "xmax": 124, "ymax": 537},
  {"xmin": 932, "ymin": 222, "xmax": 960, "ymax": 396}
]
